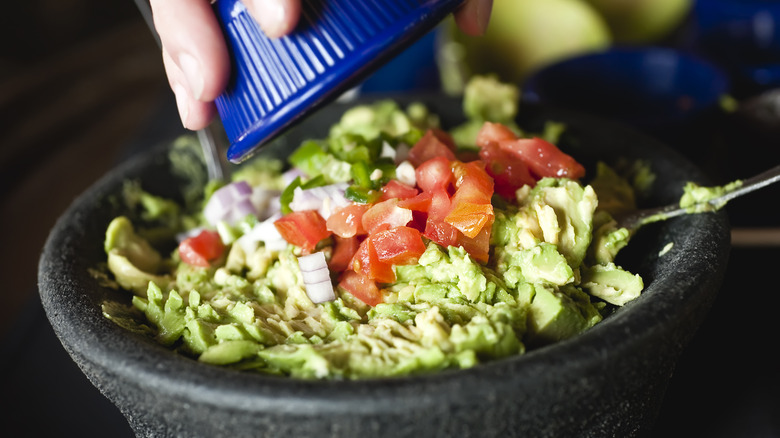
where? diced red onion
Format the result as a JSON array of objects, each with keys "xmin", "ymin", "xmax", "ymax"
[
  {"xmin": 282, "ymin": 168, "xmax": 307, "ymax": 185},
  {"xmin": 204, "ymin": 181, "xmax": 258, "ymax": 226},
  {"xmin": 289, "ymin": 183, "xmax": 350, "ymax": 220},
  {"xmin": 297, "ymin": 252, "xmax": 335, "ymax": 303},
  {"xmin": 251, "ymin": 186, "xmax": 281, "ymax": 220}
]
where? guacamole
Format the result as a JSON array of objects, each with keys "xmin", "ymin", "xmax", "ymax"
[{"xmin": 101, "ymin": 77, "xmax": 644, "ymax": 379}]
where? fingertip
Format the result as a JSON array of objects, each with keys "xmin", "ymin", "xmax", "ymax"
[{"xmin": 246, "ymin": 0, "xmax": 302, "ymax": 39}]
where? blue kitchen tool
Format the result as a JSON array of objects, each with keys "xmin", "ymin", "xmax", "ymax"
[{"xmin": 213, "ymin": 0, "xmax": 464, "ymax": 163}]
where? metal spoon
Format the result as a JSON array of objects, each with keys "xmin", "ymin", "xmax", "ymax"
[{"xmin": 616, "ymin": 163, "xmax": 780, "ymax": 231}]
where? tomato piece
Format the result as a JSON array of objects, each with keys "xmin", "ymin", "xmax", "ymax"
[
  {"xmin": 456, "ymin": 224, "xmax": 492, "ymax": 263},
  {"xmin": 338, "ymin": 270, "xmax": 382, "ymax": 306},
  {"xmin": 274, "ymin": 210, "xmax": 330, "ymax": 253},
  {"xmin": 178, "ymin": 230, "xmax": 225, "ymax": 267},
  {"xmin": 479, "ymin": 141, "xmax": 535, "ymax": 200},
  {"xmin": 444, "ymin": 202, "xmax": 494, "ymax": 238},
  {"xmin": 397, "ymin": 191, "xmax": 432, "ymax": 212},
  {"xmin": 408, "ymin": 129, "xmax": 456, "ymax": 166},
  {"xmin": 423, "ymin": 219, "xmax": 459, "ymax": 248},
  {"xmin": 361, "ymin": 198, "xmax": 413, "ymax": 235},
  {"xmin": 499, "ymin": 137, "xmax": 586, "ymax": 180},
  {"xmin": 450, "ymin": 161, "xmax": 494, "ymax": 205},
  {"xmin": 372, "ymin": 226, "xmax": 426, "ymax": 265},
  {"xmin": 327, "ymin": 203, "xmax": 369, "ymax": 238},
  {"xmin": 380, "ymin": 179, "xmax": 419, "ymax": 201},
  {"xmin": 329, "ymin": 235, "xmax": 360, "ymax": 272},
  {"xmin": 415, "ymin": 156, "xmax": 454, "ymax": 193},
  {"xmin": 350, "ymin": 237, "xmax": 395, "ymax": 283},
  {"xmin": 476, "ymin": 121, "xmax": 517, "ymax": 148}
]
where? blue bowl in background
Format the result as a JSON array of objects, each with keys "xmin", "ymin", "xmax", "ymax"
[
  {"xmin": 522, "ymin": 47, "xmax": 730, "ymax": 159},
  {"xmin": 690, "ymin": 0, "xmax": 780, "ymax": 95}
]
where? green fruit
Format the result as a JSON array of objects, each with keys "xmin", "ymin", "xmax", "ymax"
[
  {"xmin": 452, "ymin": 0, "xmax": 612, "ymax": 84},
  {"xmin": 583, "ymin": 0, "xmax": 692, "ymax": 43}
]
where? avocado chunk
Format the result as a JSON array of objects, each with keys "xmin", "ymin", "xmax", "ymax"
[
  {"xmin": 526, "ymin": 284, "xmax": 602, "ymax": 346},
  {"xmin": 581, "ymin": 263, "xmax": 643, "ymax": 306},
  {"xmin": 105, "ymin": 216, "xmax": 172, "ymax": 295}
]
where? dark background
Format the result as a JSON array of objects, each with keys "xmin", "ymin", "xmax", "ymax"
[{"xmin": 1, "ymin": 1, "xmax": 778, "ymax": 437}]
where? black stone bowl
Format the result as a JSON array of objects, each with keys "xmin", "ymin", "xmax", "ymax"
[{"xmin": 38, "ymin": 96, "xmax": 730, "ymax": 438}]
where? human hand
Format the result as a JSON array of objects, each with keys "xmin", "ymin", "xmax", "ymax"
[{"xmin": 150, "ymin": 0, "xmax": 493, "ymax": 130}]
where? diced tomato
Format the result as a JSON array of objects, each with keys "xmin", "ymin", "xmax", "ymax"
[
  {"xmin": 361, "ymin": 198, "xmax": 413, "ymax": 235},
  {"xmin": 178, "ymin": 230, "xmax": 225, "ymax": 267},
  {"xmin": 479, "ymin": 141, "xmax": 535, "ymax": 200},
  {"xmin": 424, "ymin": 190, "xmax": 456, "ymax": 242},
  {"xmin": 338, "ymin": 270, "xmax": 382, "ymax": 306},
  {"xmin": 397, "ymin": 191, "xmax": 432, "ymax": 212},
  {"xmin": 380, "ymin": 179, "xmax": 419, "ymax": 201},
  {"xmin": 476, "ymin": 121, "xmax": 518, "ymax": 148},
  {"xmin": 329, "ymin": 236, "xmax": 360, "ymax": 272},
  {"xmin": 499, "ymin": 137, "xmax": 586, "ymax": 180},
  {"xmin": 350, "ymin": 237, "xmax": 395, "ymax": 283},
  {"xmin": 274, "ymin": 210, "xmax": 330, "ymax": 253},
  {"xmin": 427, "ymin": 189, "xmax": 452, "ymax": 221},
  {"xmin": 450, "ymin": 161, "xmax": 494, "ymax": 205},
  {"xmin": 444, "ymin": 202, "xmax": 494, "ymax": 239},
  {"xmin": 407, "ymin": 129, "xmax": 456, "ymax": 166},
  {"xmin": 415, "ymin": 156, "xmax": 454, "ymax": 193},
  {"xmin": 456, "ymin": 224, "xmax": 492, "ymax": 264},
  {"xmin": 423, "ymin": 219, "xmax": 459, "ymax": 248},
  {"xmin": 326, "ymin": 203, "xmax": 369, "ymax": 238},
  {"xmin": 371, "ymin": 226, "xmax": 426, "ymax": 265}
]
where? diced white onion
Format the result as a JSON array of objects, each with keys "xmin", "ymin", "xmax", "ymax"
[
  {"xmin": 297, "ymin": 252, "xmax": 336, "ymax": 304},
  {"xmin": 395, "ymin": 160, "xmax": 416, "ymax": 187},
  {"xmin": 297, "ymin": 251, "xmax": 328, "ymax": 272},
  {"xmin": 380, "ymin": 141, "xmax": 396, "ymax": 161},
  {"xmin": 303, "ymin": 280, "xmax": 336, "ymax": 304},
  {"xmin": 236, "ymin": 213, "xmax": 287, "ymax": 253},
  {"xmin": 370, "ymin": 168, "xmax": 383, "ymax": 181}
]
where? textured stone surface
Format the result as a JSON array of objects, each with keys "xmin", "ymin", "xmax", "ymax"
[{"xmin": 38, "ymin": 97, "xmax": 730, "ymax": 438}]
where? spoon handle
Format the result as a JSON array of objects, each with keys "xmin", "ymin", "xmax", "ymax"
[{"xmin": 620, "ymin": 163, "xmax": 780, "ymax": 231}]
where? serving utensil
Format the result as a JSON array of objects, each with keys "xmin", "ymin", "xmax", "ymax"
[{"xmin": 616, "ymin": 163, "xmax": 780, "ymax": 231}]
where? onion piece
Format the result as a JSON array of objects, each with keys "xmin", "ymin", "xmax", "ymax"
[
  {"xmin": 395, "ymin": 160, "xmax": 416, "ymax": 187},
  {"xmin": 297, "ymin": 252, "xmax": 336, "ymax": 303},
  {"xmin": 204, "ymin": 181, "xmax": 257, "ymax": 226},
  {"xmin": 236, "ymin": 213, "xmax": 288, "ymax": 254},
  {"xmin": 289, "ymin": 183, "xmax": 350, "ymax": 220}
]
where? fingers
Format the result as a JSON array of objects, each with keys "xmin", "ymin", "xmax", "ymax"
[
  {"xmin": 454, "ymin": 0, "xmax": 493, "ymax": 36},
  {"xmin": 244, "ymin": 0, "xmax": 302, "ymax": 39},
  {"xmin": 151, "ymin": 0, "xmax": 230, "ymax": 129},
  {"xmin": 162, "ymin": 48, "xmax": 218, "ymax": 130}
]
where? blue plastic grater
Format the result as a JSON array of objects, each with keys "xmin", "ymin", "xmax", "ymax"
[{"xmin": 212, "ymin": 0, "xmax": 465, "ymax": 163}]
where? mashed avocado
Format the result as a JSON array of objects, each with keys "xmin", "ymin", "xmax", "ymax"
[{"xmin": 101, "ymin": 76, "xmax": 645, "ymax": 379}]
